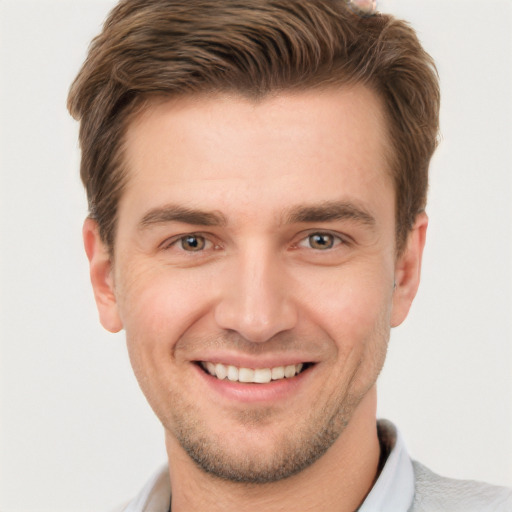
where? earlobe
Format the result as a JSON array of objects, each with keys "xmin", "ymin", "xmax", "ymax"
[
  {"xmin": 390, "ymin": 212, "xmax": 428, "ymax": 328},
  {"xmin": 83, "ymin": 218, "xmax": 123, "ymax": 333}
]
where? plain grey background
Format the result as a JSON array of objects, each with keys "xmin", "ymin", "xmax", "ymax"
[{"xmin": 1, "ymin": 0, "xmax": 511, "ymax": 510}]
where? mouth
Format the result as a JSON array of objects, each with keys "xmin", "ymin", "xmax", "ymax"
[{"xmin": 198, "ymin": 361, "xmax": 312, "ymax": 384}]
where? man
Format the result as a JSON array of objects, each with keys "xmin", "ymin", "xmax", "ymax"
[{"xmin": 68, "ymin": 0, "xmax": 512, "ymax": 510}]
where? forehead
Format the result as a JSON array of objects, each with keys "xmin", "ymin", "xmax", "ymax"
[{"xmin": 119, "ymin": 86, "xmax": 394, "ymax": 228}]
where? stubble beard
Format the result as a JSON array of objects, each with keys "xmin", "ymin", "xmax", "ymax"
[
  {"xmin": 151, "ymin": 323, "xmax": 390, "ymax": 485},
  {"xmin": 167, "ymin": 387, "xmax": 362, "ymax": 484}
]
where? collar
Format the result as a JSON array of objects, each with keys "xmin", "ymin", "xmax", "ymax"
[
  {"xmin": 358, "ymin": 419, "xmax": 415, "ymax": 512},
  {"xmin": 121, "ymin": 419, "xmax": 414, "ymax": 512}
]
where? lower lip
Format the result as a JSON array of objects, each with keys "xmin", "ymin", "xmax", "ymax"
[{"xmin": 193, "ymin": 364, "xmax": 312, "ymax": 403}]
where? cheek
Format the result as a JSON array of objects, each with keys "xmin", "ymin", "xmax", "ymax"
[
  {"xmin": 116, "ymin": 263, "xmax": 215, "ymax": 350},
  {"xmin": 300, "ymin": 262, "xmax": 394, "ymax": 350},
  {"xmin": 115, "ymin": 264, "xmax": 216, "ymax": 412}
]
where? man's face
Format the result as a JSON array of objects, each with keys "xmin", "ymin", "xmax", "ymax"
[{"xmin": 85, "ymin": 86, "xmax": 425, "ymax": 482}]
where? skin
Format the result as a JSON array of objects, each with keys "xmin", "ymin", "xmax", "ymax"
[{"xmin": 84, "ymin": 86, "xmax": 427, "ymax": 511}]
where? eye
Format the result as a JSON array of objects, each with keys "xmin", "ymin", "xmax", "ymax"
[
  {"xmin": 299, "ymin": 232, "xmax": 343, "ymax": 250},
  {"xmin": 179, "ymin": 234, "xmax": 206, "ymax": 251},
  {"xmin": 159, "ymin": 232, "xmax": 220, "ymax": 255}
]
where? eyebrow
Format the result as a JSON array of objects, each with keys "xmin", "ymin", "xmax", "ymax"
[
  {"xmin": 283, "ymin": 201, "xmax": 376, "ymax": 227},
  {"xmin": 139, "ymin": 205, "xmax": 227, "ymax": 229},
  {"xmin": 138, "ymin": 200, "xmax": 376, "ymax": 230}
]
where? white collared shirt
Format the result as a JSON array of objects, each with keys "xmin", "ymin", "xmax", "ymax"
[{"xmin": 358, "ymin": 420, "xmax": 414, "ymax": 511}]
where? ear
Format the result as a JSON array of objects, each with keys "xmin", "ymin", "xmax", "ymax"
[
  {"xmin": 391, "ymin": 212, "xmax": 428, "ymax": 327},
  {"xmin": 83, "ymin": 218, "xmax": 123, "ymax": 333}
]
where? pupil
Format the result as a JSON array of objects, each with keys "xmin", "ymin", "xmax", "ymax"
[
  {"xmin": 311, "ymin": 234, "xmax": 333, "ymax": 249},
  {"xmin": 183, "ymin": 236, "xmax": 204, "ymax": 251}
]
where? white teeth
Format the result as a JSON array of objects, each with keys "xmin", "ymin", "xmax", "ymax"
[
  {"xmin": 227, "ymin": 365, "xmax": 239, "ymax": 381},
  {"xmin": 254, "ymin": 368, "xmax": 272, "ymax": 384},
  {"xmin": 202, "ymin": 362, "xmax": 306, "ymax": 383},
  {"xmin": 271, "ymin": 366, "xmax": 285, "ymax": 380},
  {"xmin": 215, "ymin": 363, "xmax": 227, "ymax": 380},
  {"xmin": 284, "ymin": 364, "xmax": 296, "ymax": 378},
  {"xmin": 238, "ymin": 368, "xmax": 254, "ymax": 383}
]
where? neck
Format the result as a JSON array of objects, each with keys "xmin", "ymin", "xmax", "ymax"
[{"xmin": 166, "ymin": 388, "xmax": 380, "ymax": 512}]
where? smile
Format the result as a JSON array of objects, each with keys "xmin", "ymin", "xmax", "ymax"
[{"xmin": 199, "ymin": 361, "xmax": 307, "ymax": 384}]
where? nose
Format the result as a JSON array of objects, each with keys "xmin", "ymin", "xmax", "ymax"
[{"xmin": 214, "ymin": 244, "xmax": 298, "ymax": 343}]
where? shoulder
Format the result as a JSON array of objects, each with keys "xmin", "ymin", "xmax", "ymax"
[
  {"xmin": 409, "ymin": 460, "xmax": 512, "ymax": 512},
  {"xmin": 111, "ymin": 465, "xmax": 170, "ymax": 512}
]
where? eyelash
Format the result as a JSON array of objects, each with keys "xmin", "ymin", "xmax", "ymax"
[
  {"xmin": 160, "ymin": 231, "xmax": 347, "ymax": 253},
  {"xmin": 296, "ymin": 232, "xmax": 345, "ymax": 251},
  {"xmin": 160, "ymin": 233, "xmax": 217, "ymax": 252}
]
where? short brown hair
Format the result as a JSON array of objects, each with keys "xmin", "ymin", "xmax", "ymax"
[{"xmin": 68, "ymin": 0, "xmax": 440, "ymax": 252}]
